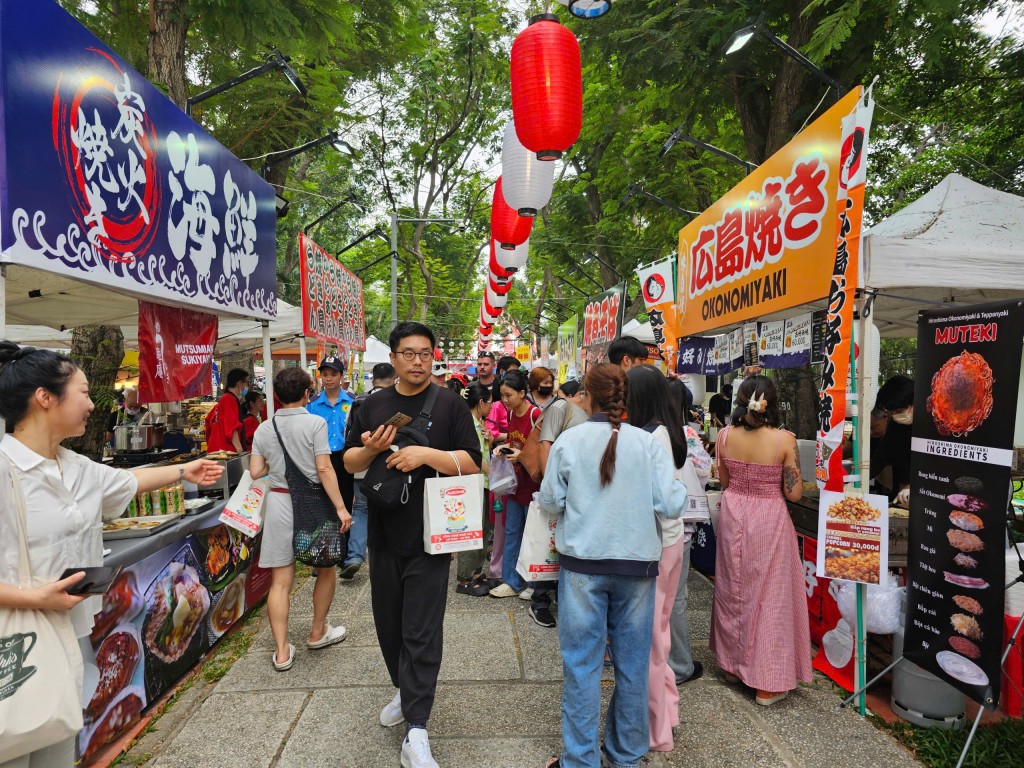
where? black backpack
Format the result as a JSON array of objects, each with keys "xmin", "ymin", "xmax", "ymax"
[{"xmin": 361, "ymin": 384, "xmax": 440, "ymax": 510}]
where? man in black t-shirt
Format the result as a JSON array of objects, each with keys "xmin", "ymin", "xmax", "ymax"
[
  {"xmin": 343, "ymin": 322, "xmax": 481, "ymax": 768},
  {"xmin": 708, "ymin": 383, "xmax": 733, "ymax": 427}
]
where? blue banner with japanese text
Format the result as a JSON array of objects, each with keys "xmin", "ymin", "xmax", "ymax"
[{"xmin": 0, "ymin": 0, "xmax": 277, "ymax": 318}]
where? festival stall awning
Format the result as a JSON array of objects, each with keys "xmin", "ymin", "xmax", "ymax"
[
  {"xmin": 863, "ymin": 174, "xmax": 1024, "ymax": 338},
  {"xmin": 0, "ymin": 1, "xmax": 278, "ymax": 329}
]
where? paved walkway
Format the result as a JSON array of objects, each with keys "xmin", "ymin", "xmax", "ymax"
[{"xmin": 125, "ymin": 564, "xmax": 922, "ymax": 768}]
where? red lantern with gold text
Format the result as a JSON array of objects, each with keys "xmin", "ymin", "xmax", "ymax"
[
  {"xmin": 491, "ymin": 178, "xmax": 532, "ymax": 251},
  {"xmin": 510, "ymin": 14, "xmax": 583, "ymax": 161}
]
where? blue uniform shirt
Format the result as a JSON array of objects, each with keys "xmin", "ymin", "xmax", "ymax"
[{"xmin": 306, "ymin": 389, "xmax": 354, "ymax": 452}]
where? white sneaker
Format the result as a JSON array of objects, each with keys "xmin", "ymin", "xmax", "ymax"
[
  {"xmin": 518, "ymin": 587, "xmax": 534, "ymax": 601},
  {"xmin": 401, "ymin": 728, "xmax": 439, "ymax": 768},
  {"xmin": 380, "ymin": 690, "xmax": 404, "ymax": 727}
]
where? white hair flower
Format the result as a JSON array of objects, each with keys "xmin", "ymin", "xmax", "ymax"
[{"xmin": 747, "ymin": 393, "xmax": 768, "ymax": 414}]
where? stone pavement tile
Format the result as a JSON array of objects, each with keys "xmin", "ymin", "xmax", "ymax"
[
  {"xmin": 517, "ymin": 616, "xmax": 617, "ymax": 683},
  {"xmin": 152, "ymin": 690, "xmax": 308, "ymax": 768},
  {"xmin": 687, "ymin": 608, "xmax": 712, "ymax": 643},
  {"xmin": 439, "ymin": 613, "xmax": 522, "ymax": 681},
  {"xmin": 251, "ymin": 613, "xmax": 380, "ymax": 649},
  {"xmin": 429, "ymin": 737, "xmax": 566, "ymax": 768},
  {"xmin": 217, "ymin": 643, "xmax": 391, "ymax": 692},
  {"xmin": 288, "ymin": 574, "xmax": 370, "ymax": 617},
  {"xmin": 746, "ymin": 683, "xmax": 920, "ymax": 768},
  {"xmin": 427, "ymin": 682, "xmax": 564, "ymax": 737}
]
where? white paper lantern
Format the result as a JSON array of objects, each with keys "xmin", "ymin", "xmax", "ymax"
[
  {"xmin": 556, "ymin": 0, "xmax": 612, "ymax": 19},
  {"xmin": 486, "ymin": 282, "xmax": 509, "ymax": 309},
  {"xmin": 501, "ymin": 122, "xmax": 555, "ymax": 217},
  {"xmin": 481, "ymin": 301, "xmax": 501, "ymax": 325},
  {"xmin": 494, "ymin": 237, "xmax": 529, "ymax": 273}
]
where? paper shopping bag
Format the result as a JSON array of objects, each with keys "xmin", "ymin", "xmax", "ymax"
[
  {"xmin": 681, "ymin": 459, "xmax": 710, "ymax": 523},
  {"xmin": 423, "ymin": 473, "xmax": 485, "ymax": 555},
  {"xmin": 515, "ymin": 501, "xmax": 560, "ymax": 582},
  {"xmin": 220, "ymin": 470, "xmax": 269, "ymax": 537}
]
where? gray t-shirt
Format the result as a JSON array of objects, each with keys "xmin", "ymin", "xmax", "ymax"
[
  {"xmin": 251, "ymin": 408, "xmax": 331, "ymax": 488},
  {"xmin": 540, "ymin": 399, "xmax": 589, "ymax": 443}
]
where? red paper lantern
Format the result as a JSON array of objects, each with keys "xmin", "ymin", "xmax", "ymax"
[
  {"xmin": 483, "ymin": 292, "xmax": 504, "ymax": 319},
  {"xmin": 489, "ymin": 239, "xmax": 516, "ymax": 279},
  {"xmin": 510, "ymin": 14, "xmax": 583, "ymax": 161},
  {"xmin": 491, "ymin": 178, "xmax": 532, "ymax": 251},
  {"xmin": 489, "ymin": 273, "xmax": 514, "ymax": 296}
]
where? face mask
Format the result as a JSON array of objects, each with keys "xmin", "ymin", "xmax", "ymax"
[
  {"xmin": 892, "ymin": 410, "xmax": 913, "ymax": 425},
  {"xmin": 537, "ymin": 386, "xmax": 554, "ymax": 397},
  {"xmin": 126, "ymin": 407, "xmax": 140, "ymax": 417},
  {"xmin": 240, "ymin": 386, "xmax": 249, "ymax": 398}
]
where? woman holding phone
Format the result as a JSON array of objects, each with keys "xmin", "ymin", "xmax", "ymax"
[{"xmin": 0, "ymin": 342, "xmax": 222, "ymax": 768}]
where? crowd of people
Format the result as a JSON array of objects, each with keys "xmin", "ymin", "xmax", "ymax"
[{"xmin": 0, "ymin": 324, "xmax": 816, "ymax": 768}]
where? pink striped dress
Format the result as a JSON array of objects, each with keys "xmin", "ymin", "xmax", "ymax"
[{"xmin": 709, "ymin": 427, "xmax": 812, "ymax": 692}]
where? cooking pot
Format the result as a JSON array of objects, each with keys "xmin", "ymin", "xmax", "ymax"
[{"xmin": 114, "ymin": 424, "xmax": 163, "ymax": 451}]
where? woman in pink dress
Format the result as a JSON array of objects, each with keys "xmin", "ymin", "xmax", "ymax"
[{"xmin": 710, "ymin": 375, "xmax": 812, "ymax": 705}]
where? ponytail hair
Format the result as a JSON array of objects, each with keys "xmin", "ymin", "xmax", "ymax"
[{"xmin": 583, "ymin": 363, "xmax": 628, "ymax": 486}]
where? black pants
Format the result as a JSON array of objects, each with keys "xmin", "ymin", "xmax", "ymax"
[
  {"xmin": 369, "ymin": 546, "xmax": 451, "ymax": 723},
  {"xmin": 329, "ymin": 450, "xmax": 355, "ymax": 511}
]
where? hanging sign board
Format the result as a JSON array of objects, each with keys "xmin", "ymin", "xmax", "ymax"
[
  {"xmin": 676, "ymin": 88, "xmax": 863, "ymax": 336},
  {"xmin": 138, "ymin": 301, "xmax": 217, "ymax": 402},
  {"xmin": 582, "ymin": 283, "xmax": 626, "ymax": 369},
  {"xmin": 903, "ymin": 298, "xmax": 1024, "ymax": 709},
  {"xmin": 298, "ymin": 232, "xmax": 366, "ymax": 351},
  {"xmin": 675, "ymin": 336, "xmax": 715, "ymax": 375},
  {"xmin": 556, "ymin": 316, "xmax": 578, "ymax": 383},
  {"xmin": 637, "ymin": 258, "xmax": 679, "ymax": 369},
  {"xmin": 0, "ymin": 1, "xmax": 277, "ymax": 319}
]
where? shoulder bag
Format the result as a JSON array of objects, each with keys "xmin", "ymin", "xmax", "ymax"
[
  {"xmin": 0, "ymin": 458, "xmax": 85, "ymax": 763},
  {"xmin": 271, "ymin": 418, "xmax": 347, "ymax": 567},
  {"xmin": 362, "ymin": 384, "xmax": 441, "ymax": 510}
]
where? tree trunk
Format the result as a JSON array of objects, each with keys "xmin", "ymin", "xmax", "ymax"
[
  {"xmin": 148, "ymin": 0, "xmax": 189, "ymax": 108},
  {"xmin": 220, "ymin": 352, "xmax": 254, "ymax": 392},
  {"xmin": 65, "ymin": 325, "xmax": 124, "ymax": 460}
]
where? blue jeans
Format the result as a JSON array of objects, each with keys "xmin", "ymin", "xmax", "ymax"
[
  {"xmin": 557, "ymin": 569, "xmax": 656, "ymax": 768},
  {"xmin": 345, "ymin": 479, "xmax": 368, "ymax": 566},
  {"xmin": 501, "ymin": 498, "xmax": 528, "ymax": 591}
]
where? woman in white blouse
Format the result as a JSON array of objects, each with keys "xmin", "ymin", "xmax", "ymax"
[{"xmin": 0, "ymin": 342, "xmax": 222, "ymax": 768}]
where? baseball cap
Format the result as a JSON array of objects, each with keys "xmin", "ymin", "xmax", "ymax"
[
  {"xmin": 319, "ymin": 356, "xmax": 345, "ymax": 373},
  {"xmin": 431, "ymin": 362, "xmax": 448, "ymax": 377}
]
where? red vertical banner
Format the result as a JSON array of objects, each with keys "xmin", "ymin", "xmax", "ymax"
[
  {"xmin": 138, "ymin": 301, "xmax": 218, "ymax": 402},
  {"xmin": 298, "ymin": 232, "xmax": 367, "ymax": 351},
  {"xmin": 816, "ymin": 89, "xmax": 874, "ymax": 490}
]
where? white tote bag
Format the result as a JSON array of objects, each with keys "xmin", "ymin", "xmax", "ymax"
[
  {"xmin": 681, "ymin": 459, "xmax": 710, "ymax": 523},
  {"xmin": 515, "ymin": 501, "xmax": 559, "ymax": 582},
  {"xmin": 423, "ymin": 453, "xmax": 485, "ymax": 555},
  {"xmin": 219, "ymin": 470, "xmax": 269, "ymax": 537},
  {"xmin": 0, "ymin": 466, "xmax": 84, "ymax": 763}
]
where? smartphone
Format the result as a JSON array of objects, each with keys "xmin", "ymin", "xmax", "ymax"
[
  {"xmin": 59, "ymin": 566, "xmax": 123, "ymax": 596},
  {"xmin": 498, "ymin": 447, "xmax": 515, "ymax": 456},
  {"xmin": 382, "ymin": 412, "xmax": 413, "ymax": 429}
]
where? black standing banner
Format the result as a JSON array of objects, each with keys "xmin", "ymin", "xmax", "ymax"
[{"xmin": 904, "ymin": 299, "xmax": 1024, "ymax": 708}]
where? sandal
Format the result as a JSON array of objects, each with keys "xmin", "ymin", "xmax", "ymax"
[
  {"xmin": 273, "ymin": 643, "xmax": 295, "ymax": 671},
  {"xmin": 545, "ymin": 758, "xmax": 561, "ymax": 768}
]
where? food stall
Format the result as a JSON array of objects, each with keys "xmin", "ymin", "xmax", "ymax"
[{"xmin": 0, "ymin": 2, "xmax": 280, "ymax": 760}]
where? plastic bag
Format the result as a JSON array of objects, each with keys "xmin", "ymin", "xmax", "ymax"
[
  {"xmin": 489, "ymin": 455, "xmax": 518, "ymax": 496},
  {"xmin": 835, "ymin": 573, "xmax": 902, "ymax": 635}
]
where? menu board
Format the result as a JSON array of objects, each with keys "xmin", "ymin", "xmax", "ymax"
[
  {"xmin": 903, "ymin": 299, "xmax": 1024, "ymax": 708},
  {"xmin": 810, "ymin": 310, "xmax": 827, "ymax": 365},
  {"xmin": 815, "ymin": 491, "xmax": 889, "ymax": 584}
]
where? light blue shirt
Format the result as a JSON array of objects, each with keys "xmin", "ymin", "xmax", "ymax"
[
  {"xmin": 306, "ymin": 389, "xmax": 354, "ymax": 452},
  {"xmin": 539, "ymin": 420, "xmax": 687, "ymax": 563}
]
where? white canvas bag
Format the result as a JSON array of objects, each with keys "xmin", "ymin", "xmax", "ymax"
[
  {"xmin": 0, "ymin": 464, "xmax": 85, "ymax": 762},
  {"xmin": 515, "ymin": 501, "xmax": 559, "ymax": 582}
]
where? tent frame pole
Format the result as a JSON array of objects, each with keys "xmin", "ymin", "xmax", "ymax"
[{"xmin": 262, "ymin": 321, "xmax": 274, "ymax": 418}]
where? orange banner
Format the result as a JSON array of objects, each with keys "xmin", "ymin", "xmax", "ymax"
[{"xmin": 676, "ymin": 89, "xmax": 863, "ymax": 337}]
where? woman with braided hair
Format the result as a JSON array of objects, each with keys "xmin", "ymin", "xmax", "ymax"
[
  {"xmin": 710, "ymin": 374, "xmax": 812, "ymax": 707},
  {"xmin": 538, "ymin": 363, "xmax": 686, "ymax": 768}
]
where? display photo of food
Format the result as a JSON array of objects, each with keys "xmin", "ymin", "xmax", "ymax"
[
  {"xmin": 954, "ymin": 553, "xmax": 979, "ymax": 570},
  {"xmin": 143, "ymin": 560, "xmax": 210, "ymax": 665},
  {"xmin": 824, "ymin": 548, "xmax": 881, "ymax": 583},
  {"xmin": 81, "ymin": 686, "xmax": 146, "ymax": 759},
  {"xmin": 208, "ymin": 573, "xmax": 246, "ymax": 640},
  {"xmin": 951, "ymin": 613, "xmax": 984, "ymax": 640},
  {"xmin": 946, "ymin": 528, "xmax": 984, "ymax": 553},
  {"xmin": 826, "ymin": 496, "xmax": 881, "ymax": 523},
  {"xmin": 198, "ymin": 525, "xmax": 251, "ymax": 590},
  {"xmin": 948, "ymin": 636, "xmax": 982, "ymax": 660},
  {"xmin": 952, "ymin": 595, "xmax": 983, "ymax": 615},
  {"xmin": 86, "ymin": 624, "xmax": 142, "ymax": 722},
  {"xmin": 953, "ymin": 476, "xmax": 985, "ymax": 496},
  {"xmin": 89, "ymin": 570, "xmax": 143, "ymax": 646},
  {"xmin": 949, "ymin": 510, "xmax": 984, "ymax": 532},
  {"xmin": 944, "ymin": 571, "xmax": 989, "ymax": 589},
  {"xmin": 946, "ymin": 493, "xmax": 989, "ymax": 513},
  {"xmin": 936, "ymin": 650, "xmax": 989, "ymax": 687},
  {"xmin": 926, "ymin": 351, "xmax": 994, "ymax": 437}
]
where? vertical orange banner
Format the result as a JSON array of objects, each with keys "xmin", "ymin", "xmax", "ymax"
[{"xmin": 816, "ymin": 89, "xmax": 874, "ymax": 490}]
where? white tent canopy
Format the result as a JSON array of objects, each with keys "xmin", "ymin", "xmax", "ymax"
[
  {"xmin": 863, "ymin": 173, "xmax": 1024, "ymax": 337},
  {"xmin": 622, "ymin": 317, "xmax": 655, "ymax": 343}
]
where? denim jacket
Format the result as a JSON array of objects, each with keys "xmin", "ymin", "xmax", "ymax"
[{"xmin": 538, "ymin": 420, "xmax": 687, "ymax": 567}]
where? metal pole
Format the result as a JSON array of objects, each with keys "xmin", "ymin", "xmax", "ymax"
[
  {"xmin": 262, "ymin": 321, "xmax": 275, "ymax": 419},
  {"xmin": 390, "ymin": 211, "xmax": 398, "ymax": 330},
  {"xmin": 298, "ymin": 335, "xmax": 308, "ymax": 374}
]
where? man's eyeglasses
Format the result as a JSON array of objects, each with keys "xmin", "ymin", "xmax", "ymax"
[{"xmin": 397, "ymin": 350, "xmax": 434, "ymax": 361}]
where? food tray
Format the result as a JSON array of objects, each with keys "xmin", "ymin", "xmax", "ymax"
[
  {"xmin": 182, "ymin": 497, "xmax": 214, "ymax": 515},
  {"xmin": 102, "ymin": 514, "xmax": 182, "ymax": 539}
]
